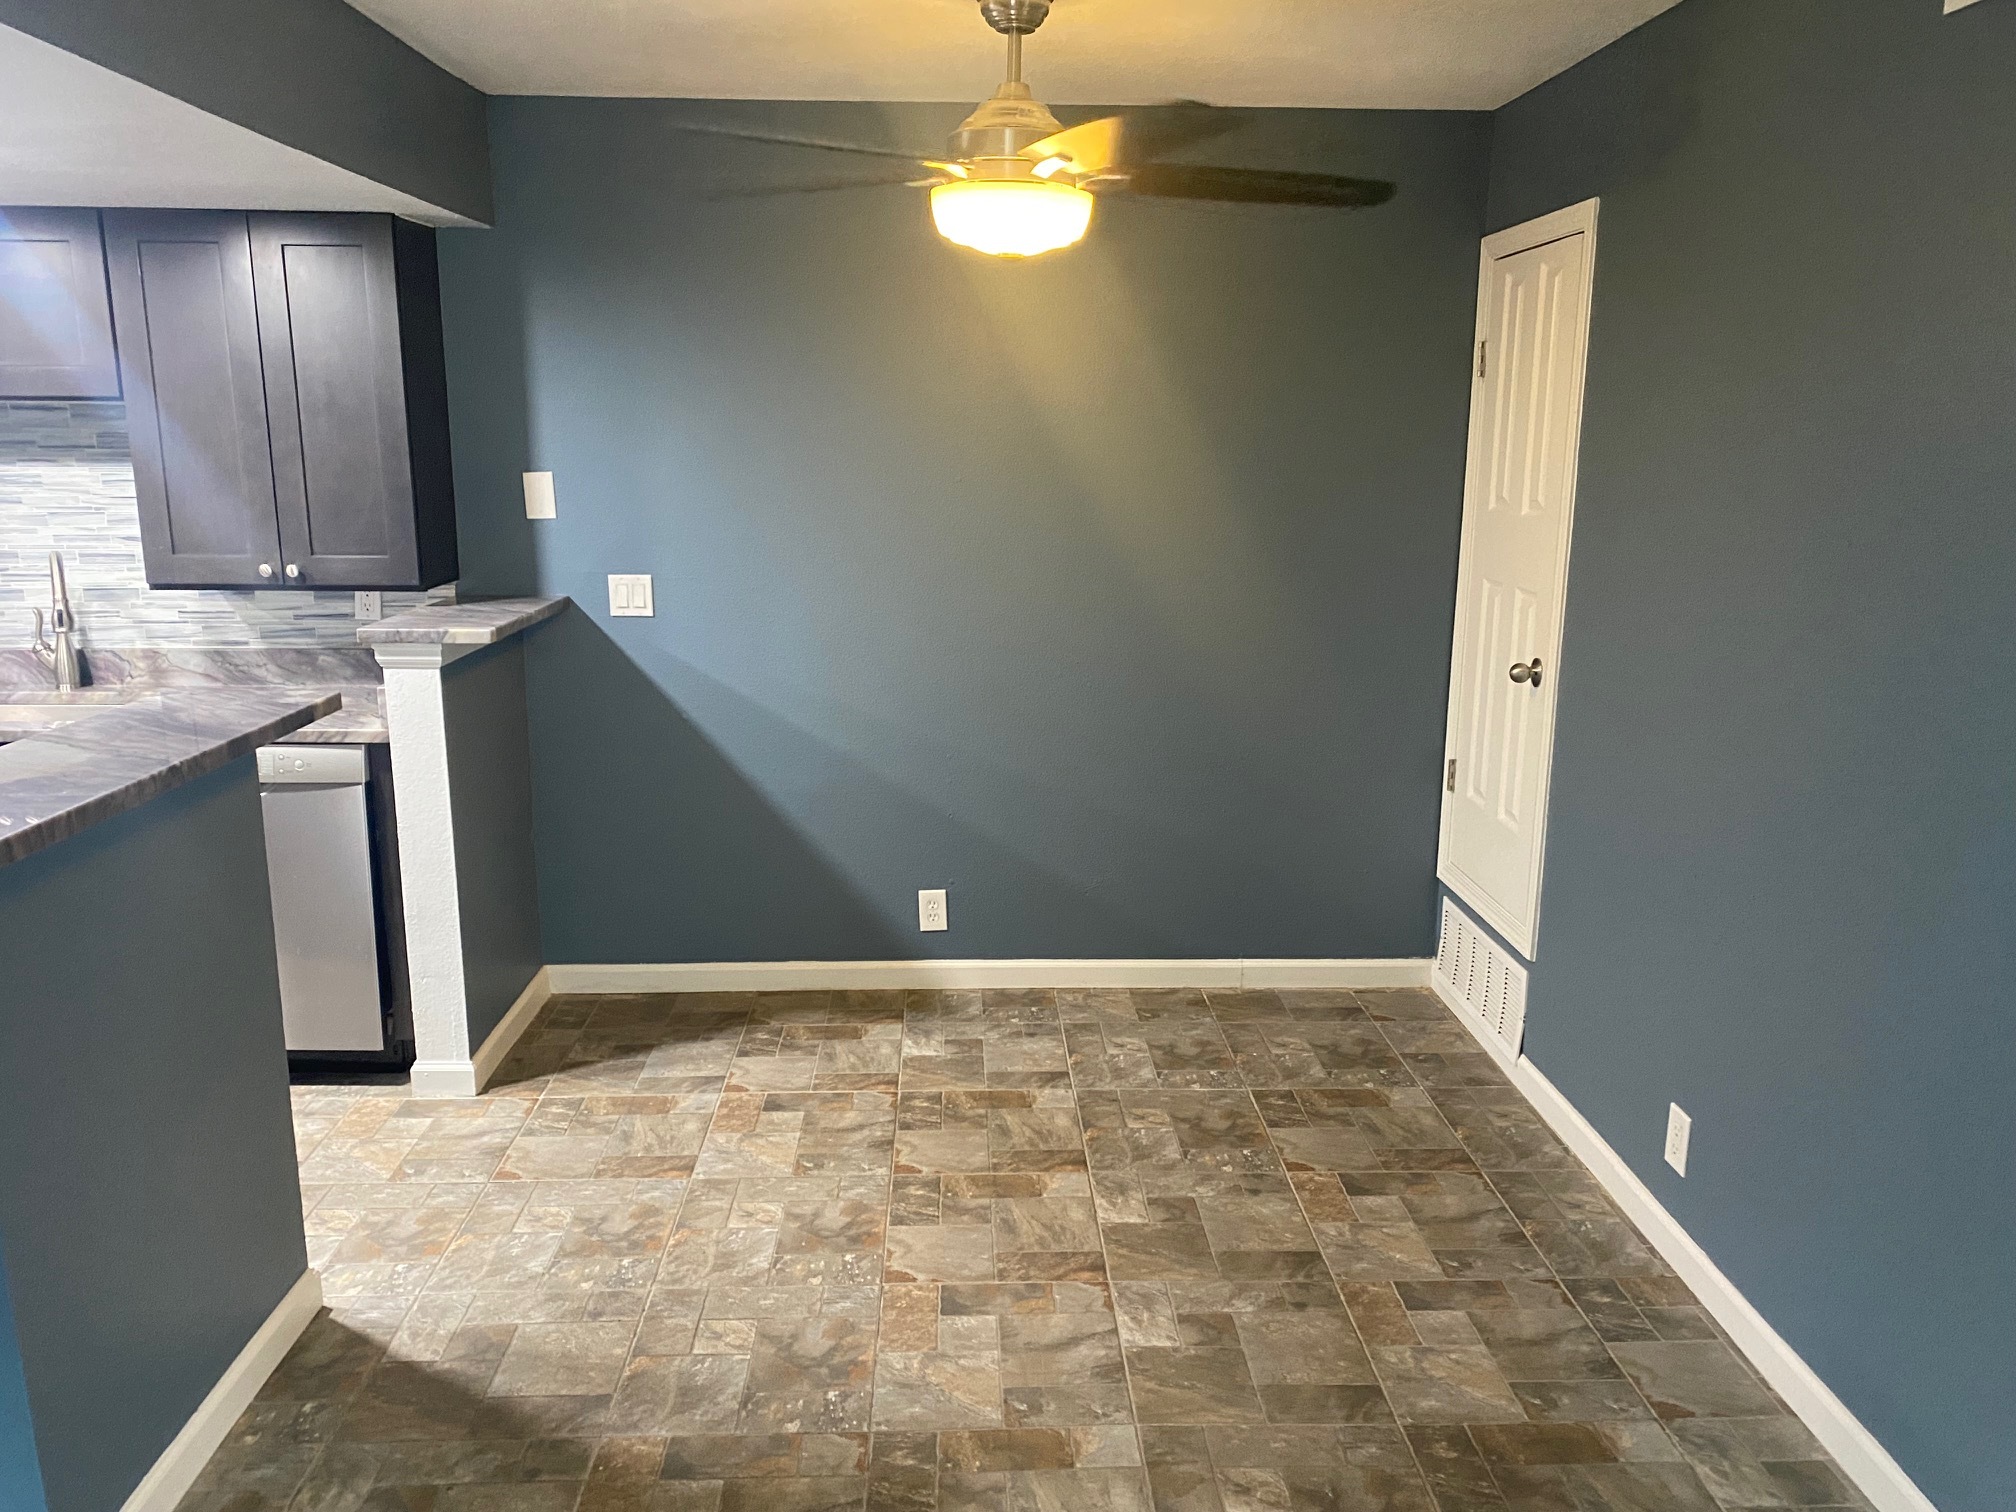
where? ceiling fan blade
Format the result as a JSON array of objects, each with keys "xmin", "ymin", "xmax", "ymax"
[
  {"xmin": 1022, "ymin": 102, "xmax": 1249, "ymax": 176},
  {"xmin": 667, "ymin": 121, "xmax": 935, "ymax": 166},
  {"xmin": 1113, "ymin": 101, "xmax": 1252, "ymax": 164},
  {"xmin": 1107, "ymin": 163, "xmax": 1397, "ymax": 209},
  {"xmin": 708, "ymin": 175, "xmax": 933, "ymax": 201},
  {"xmin": 1021, "ymin": 115, "xmax": 1125, "ymax": 175}
]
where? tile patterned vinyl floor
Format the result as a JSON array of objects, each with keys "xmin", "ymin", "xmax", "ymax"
[{"xmin": 178, "ymin": 988, "xmax": 1870, "ymax": 1512}]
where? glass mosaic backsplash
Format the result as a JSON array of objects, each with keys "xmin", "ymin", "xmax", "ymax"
[{"xmin": 0, "ymin": 401, "xmax": 427, "ymax": 649}]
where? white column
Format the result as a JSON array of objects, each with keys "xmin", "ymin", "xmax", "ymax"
[{"xmin": 376, "ymin": 643, "xmax": 480, "ymax": 1096}]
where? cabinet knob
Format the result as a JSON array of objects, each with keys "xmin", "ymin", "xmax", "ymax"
[
  {"xmin": 284, "ymin": 564, "xmax": 301, "ymax": 580},
  {"xmin": 258, "ymin": 563, "xmax": 274, "ymax": 579}
]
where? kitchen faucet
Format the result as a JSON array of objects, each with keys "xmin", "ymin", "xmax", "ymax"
[{"xmin": 29, "ymin": 552, "xmax": 81, "ymax": 692}]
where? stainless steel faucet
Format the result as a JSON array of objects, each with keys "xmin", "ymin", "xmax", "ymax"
[{"xmin": 29, "ymin": 552, "xmax": 81, "ymax": 692}]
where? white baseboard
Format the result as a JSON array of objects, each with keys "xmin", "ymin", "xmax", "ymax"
[
  {"xmin": 1429, "ymin": 980, "xmax": 1939, "ymax": 1512},
  {"xmin": 405, "ymin": 961, "xmax": 1430, "ymax": 1095},
  {"xmin": 543, "ymin": 958, "xmax": 1432, "ymax": 994},
  {"xmin": 120, "ymin": 1269, "xmax": 323, "ymax": 1512},
  {"xmin": 473, "ymin": 965, "xmax": 554, "ymax": 1091},
  {"xmin": 409, "ymin": 966, "xmax": 552, "ymax": 1098},
  {"xmin": 407, "ymin": 1059, "xmax": 479, "ymax": 1098}
]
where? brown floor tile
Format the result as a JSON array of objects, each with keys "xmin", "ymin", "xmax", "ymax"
[
  {"xmin": 1610, "ymin": 1342, "xmax": 1783, "ymax": 1421},
  {"xmin": 1125, "ymin": 1347, "xmax": 1268, "ymax": 1424},
  {"xmin": 1367, "ymin": 1346, "xmax": 1526, "ymax": 1425},
  {"xmin": 175, "ymin": 987, "xmax": 1866, "ymax": 1512}
]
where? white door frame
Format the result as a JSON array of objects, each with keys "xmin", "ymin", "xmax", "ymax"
[{"xmin": 1437, "ymin": 198, "xmax": 1602, "ymax": 961}]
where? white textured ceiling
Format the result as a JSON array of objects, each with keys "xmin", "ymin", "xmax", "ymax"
[
  {"xmin": 341, "ymin": 0, "xmax": 1682, "ymax": 110},
  {"xmin": 0, "ymin": 25, "xmax": 473, "ymax": 224}
]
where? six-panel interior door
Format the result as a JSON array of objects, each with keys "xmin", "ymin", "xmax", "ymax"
[{"xmin": 1439, "ymin": 202, "xmax": 1598, "ymax": 960}]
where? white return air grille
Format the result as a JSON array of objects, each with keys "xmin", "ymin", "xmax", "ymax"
[{"xmin": 1434, "ymin": 897, "xmax": 1529, "ymax": 1056}]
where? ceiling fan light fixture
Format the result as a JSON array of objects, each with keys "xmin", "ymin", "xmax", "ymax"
[{"xmin": 930, "ymin": 177, "xmax": 1094, "ymax": 258}]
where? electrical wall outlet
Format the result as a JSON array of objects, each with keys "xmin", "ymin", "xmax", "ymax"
[
  {"xmin": 608, "ymin": 574, "xmax": 654, "ymax": 617},
  {"xmin": 524, "ymin": 471, "xmax": 557, "ymax": 519},
  {"xmin": 1664, "ymin": 1103, "xmax": 1693, "ymax": 1177},
  {"xmin": 918, "ymin": 889, "xmax": 948, "ymax": 933},
  {"xmin": 353, "ymin": 591, "xmax": 383, "ymax": 621}
]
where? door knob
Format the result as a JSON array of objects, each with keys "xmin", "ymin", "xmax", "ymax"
[
  {"xmin": 284, "ymin": 564, "xmax": 301, "ymax": 580},
  {"xmin": 258, "ymin": 563, "xmax": 274, "ymax": 579},
  {"xmin": 1509, "ymin": 658, "xmax": 1544, "ymax": 688}
]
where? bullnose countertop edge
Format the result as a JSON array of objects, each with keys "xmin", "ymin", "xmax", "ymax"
[{"xmin": 356, "ymin": 595, "xmax": 570, "ymax": 647}]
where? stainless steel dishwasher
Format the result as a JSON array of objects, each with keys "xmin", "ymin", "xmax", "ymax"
[{"xmin": 257, "ymin": 743, "xmax": 410, "ymax": 1060}]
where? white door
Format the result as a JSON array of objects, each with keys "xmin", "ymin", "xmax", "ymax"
[{"xmin": 1439, "ymin": 200, "xmax": 1600, "ymax": 960}]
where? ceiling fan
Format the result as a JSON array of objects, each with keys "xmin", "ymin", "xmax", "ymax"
[{"xmin": 676, "ymin": 0, "xmax": 1397, "ymax": 259}]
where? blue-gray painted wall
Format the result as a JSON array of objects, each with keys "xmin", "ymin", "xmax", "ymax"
[
  {"xmin": 443, "ymin": 638, "xmax": 546, "ymax": 1043},
  {"xmin": 1487, "ymin": 2, "xmax": 2016, "ymax": 1506},
  {"xmin": 0, "ymin": 760, "xmax": 308, "ymax": 1512},
  {"xmin": 0, "ymin": 0, "xmax": 491, "ymax": 222},
  {"xmin": 439, "ymin": 98, "xmax": 1492, "ymax": 965},
  {"xmin": 0, "ymin": 1253, "xmax": 46, "ymax": 1512}
]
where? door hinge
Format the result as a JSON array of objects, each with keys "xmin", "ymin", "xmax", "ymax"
[
  {"xmin": 1446, "ymin": 758, "xmax": 1458, "ymax": 793},
  {"xmin": 1476, "ymin": 340, "xmax": 1488, "ymax": 379}
]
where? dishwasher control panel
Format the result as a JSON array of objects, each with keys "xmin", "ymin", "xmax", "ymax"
[{"xmin": 257, "ymin": 744, "xmax": 368, "ymax": 785}]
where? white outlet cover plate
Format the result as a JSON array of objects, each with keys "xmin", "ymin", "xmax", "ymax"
[
  {"xmin": 918, "ymin": 889, "xmax": 948, "ymax": 932},
  {"xmin": 608, "ymin": 574, "xmax": 654, "ymax": 617},
  {"xmin": 1664, "ymin": 1103, "xmax": 1692, "ymax": 1177},
  {"xmin": 524, "ymin": 471, "xmax": 557, "ymax": 519}
]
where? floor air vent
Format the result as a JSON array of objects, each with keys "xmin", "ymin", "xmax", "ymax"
[{"xmin": 1434, "ymin": 897, "xmax": 1529, "ymax": 1057}]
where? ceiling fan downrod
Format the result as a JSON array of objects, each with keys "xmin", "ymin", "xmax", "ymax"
[
  {"xmin": 980, "ymin": 0, "xmax": 1050, "ymax": 83},
  {"xmin": 950, "ymin": 0, "xmax": 1063, "ymax": 160}
]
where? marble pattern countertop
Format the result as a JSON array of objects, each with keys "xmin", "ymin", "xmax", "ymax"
[
  {"xmin": 0, "ymin": 647, "xmax": 387, "ymax": 745},
  {"xmin": 0, "ymin": 688, "xmax": 338, "ymax": 868},
  {"xmin": 356, "ymin": 596, "xmax": 569, "ymax": 647},
  {"xmin": 277, "ymin": 688, "xmax": 387, "ymax": 744}
]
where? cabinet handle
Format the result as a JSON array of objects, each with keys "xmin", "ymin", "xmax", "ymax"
[
  {"xmin": 258, "ymin": 563, "xmax": 274, "ymax": 579},
  {"xmin": 284, "ymin": 564, "xmax": 301, "ymax": 580}
]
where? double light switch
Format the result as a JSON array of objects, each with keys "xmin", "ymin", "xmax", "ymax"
[{"xmin": 609, "ymin": 575, "xmax": 654, "ymax": 617}]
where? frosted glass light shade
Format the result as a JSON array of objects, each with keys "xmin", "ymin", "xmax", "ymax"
[{"xmin": 930, "ymin": 178, "xmax": 1094, "ymax": 258}]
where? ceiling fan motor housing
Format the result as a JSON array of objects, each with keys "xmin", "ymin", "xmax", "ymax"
[
  {"xmin": 950, "ymin": 82, "xmax": 1066, "ymax": 168},
  {"xmin": 979, "ymin": 0, "xmax": 1050, "ymax": 35}
]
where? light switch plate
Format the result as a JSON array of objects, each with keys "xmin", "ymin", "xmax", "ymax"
[
  {"xmin": 524, "ymin": 471, "xmax": 557, "ymax": 519},
  {"xmin": 604, "ymin": 576, "xmax": 653, "ymax": 616},
  {"xmin": 918, "ymin": 889, "xmax": 948, "ymax": 932},
  {"xmin": 609, "ymin": 574, "xmax": 654, "ymax": 617}
]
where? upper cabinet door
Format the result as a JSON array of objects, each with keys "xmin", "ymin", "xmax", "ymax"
[
  {"xmin": 0, "ymin": 208, "xmax": 120, "ymax": 399},
  {"xmin": 253, "ymin": 214, "xmax": 457, "ymax": 590},
  {"xmin": 104, "ymin": 210, "xmax": 286, "ymax": 588}
]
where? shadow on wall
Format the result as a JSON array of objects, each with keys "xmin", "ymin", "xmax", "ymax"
[
  {"xmin": 524, "ymin": 611, "xmax": 900, "ymax": 965},
  {"xmin": 523, "ymin": 612, "xmax": 1192, "ymax": 964}
]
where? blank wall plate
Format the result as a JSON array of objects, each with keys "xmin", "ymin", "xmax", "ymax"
[
  {"xmin": 918, "ymin": 889, "xmax": 948, "ymax": 932},
  {"xmin": 524, "ymin": 471, "xmax": 557, "ymax": 519},
  {"xmin": 1664, "ymin": 1103, "xmax": 1693, "ymax": 1176},
  {"xmin": 608, "ymin": 574, "xmax": 654, "ymax": 617}
]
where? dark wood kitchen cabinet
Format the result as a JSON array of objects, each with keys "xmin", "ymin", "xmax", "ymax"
[
  {"xmin": 104, "ymin": 210, "xmax": 458, "ymax": 590},
  {"xmin": 0, "ymin": 208, "xmax": 120, "ymax": 399}
]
